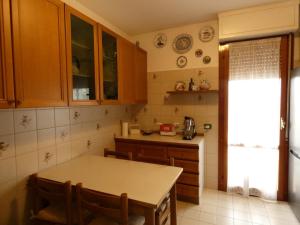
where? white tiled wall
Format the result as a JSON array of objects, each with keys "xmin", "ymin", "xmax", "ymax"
[
  {"xmin": 0, "ymin": 105, "xmax": 132, "ymax": 225},
  {"xmin": 132, "ymin": 67, "xmax": 219, "ymax": 190}
]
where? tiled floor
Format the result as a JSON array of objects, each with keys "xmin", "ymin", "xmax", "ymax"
[{"xmin": 175, "ymin": 189, "xmax": 300, "ymax": 225}]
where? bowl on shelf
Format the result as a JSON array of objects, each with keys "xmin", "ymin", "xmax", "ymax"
[
  {"xmin": 199, "ymin": 80, "xmax": 211, "ymax": 90},
  {"xmin": 174, "ymin": 81, "xmax": 186, "ymax": 91}
]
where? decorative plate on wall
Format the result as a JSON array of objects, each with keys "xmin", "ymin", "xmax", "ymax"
[
  {"xmin": 176, "ymin": 56, "xmax": 187, "ymax": 68},
  {"xmin": 172, "ymin": 34, "xmax": 193, "ymax": 54},
  {"xmin": 195, "ymin": 49, "xmax": 203, "ymax": 58},
  {"xmin": 153, "ymin": 33, "xmax": 167, "ymax": 48},
  {"xmin": 203, "ymin": 56, "xmax": 211, "ymax": 64},
  {"xmin": 199, "ymin": 26, "xmax": 215, "ymax": 42}
]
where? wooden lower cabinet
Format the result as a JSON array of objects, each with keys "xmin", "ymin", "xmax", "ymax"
[
  {"xmin": 177, "ymin": 172, "xmax": 198, "ymax": 186},
  {"xmin": 176, "ymin": 183, "xmax": 199, "ymax": 203},
  {"xmin": 115, "ymin": 138, "xmax": 203, "ymax": 204}
]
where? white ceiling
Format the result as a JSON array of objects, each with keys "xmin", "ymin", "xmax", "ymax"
[{"xmin": 77, "ymin": 0, "xmax": 285, "ymax": 35}]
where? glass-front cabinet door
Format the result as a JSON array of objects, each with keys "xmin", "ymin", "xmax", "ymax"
[
  {"xmin": 100, "ymin": 27, "xmax": 119, "ymax": 103},
  {"xmin": 65, "ymin": 6, "xmax": 99, "ymax": 105}
]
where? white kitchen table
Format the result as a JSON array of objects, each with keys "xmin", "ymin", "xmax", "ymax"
[{"xmin": 37, "ymin": 155, "xmax": 183, "ymax": 225}]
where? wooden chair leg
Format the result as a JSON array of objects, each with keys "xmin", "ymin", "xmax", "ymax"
[{"xmin": 170, "ymin": 185, "xmax": 177, "ymax": 225}]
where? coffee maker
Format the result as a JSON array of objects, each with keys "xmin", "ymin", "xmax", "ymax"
[{"xmin": 183, "ymin": 116, "xmax": 196, "ymax": 140}]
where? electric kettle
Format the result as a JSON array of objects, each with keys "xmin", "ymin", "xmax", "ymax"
[{"xmin": 183, "ymin": 116, "xmax": 196, "ymax": 140}]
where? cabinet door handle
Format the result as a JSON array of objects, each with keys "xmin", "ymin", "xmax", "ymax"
[{"xmin": 280, "ymin": 117, "xmax": 286, "ymax": 130}]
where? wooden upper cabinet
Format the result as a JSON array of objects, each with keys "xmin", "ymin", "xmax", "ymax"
[
  {"xmin": 99, "ymin": 26, "xmax": 120, "ymax": 104},
  {"xmin": 134, "ymin": 47, "xmax": 147, "ymax": 104},
  {"xmin": 65, "ymin": 6, "xmax": 99, "ymax": 105},
  {"xmin": 11, "ymin": 0, "xmax": 67, "ymax": 107},
  {"xmin": 119, "ymin": 38, "xmax": 135, "ymax": 104},
  {"xmin": 0, "ymin": 0, "xmax": 14, "ymax": 108}
]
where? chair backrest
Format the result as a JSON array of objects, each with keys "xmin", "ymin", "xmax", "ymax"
[
  {"xmin": 136, "ymin": 154, "xmax": 174, "ymax": 166},
  {"xmin": 76, "ymin": 183, "xmax": 128, "ymax": 225},
  {"xmin": 104, "ymin": 148, "xmax": 133, "ymax": 160},
  {"xmin": 29, "ymin": 173, "xmax": 72, "ymax": 225}
]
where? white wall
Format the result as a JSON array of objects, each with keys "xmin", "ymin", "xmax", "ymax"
[{"xmin": 134, "ymin": 20, "xmax": 219, "ymax": 72}]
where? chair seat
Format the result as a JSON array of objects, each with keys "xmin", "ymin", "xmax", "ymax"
[
  {"xmin": 33, "ymin": 204, "xmax": 86, "ymax": 224},
  {"xmin": 34, "ymin": 204, "xmax": 67, "ymax": 224},
  {"xmin": 88, "ymin": 214, "xmax": 145, "ymax": 225}
]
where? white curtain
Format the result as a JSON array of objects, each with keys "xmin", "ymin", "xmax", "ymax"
[{"xmin": 227, "ymin": 38, "xmax": 281, "ymax": 200}]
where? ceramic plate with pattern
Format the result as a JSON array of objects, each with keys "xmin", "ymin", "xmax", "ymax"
[
  {"xmin": 172, "ymin": 34, "xmax": 193, "ymax": 54},
  {"xmin": 153, "ymin": 33, "xmax": 167, "ymax": 48},
  {"xmin": 176, "ymin": 56, "xmax": 187, "ymax": 68},
  {"xmin": 195, "ymin": 49, "xmax": 203, "ymax": 57},
  {"xmin": 199, "ymin": 26, "xmax": 215, "ymax": 42},
  {"xmin": 203, "ymin": 56, "xmax": 211, "ymax": 64}
]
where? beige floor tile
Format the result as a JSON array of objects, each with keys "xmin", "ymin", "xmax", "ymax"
[
  {"xmin": 217, "ymin": 207, "xmax": 234, "ymax": 218},
  {"xmin": 269, "ymin": 218, "xmax": 300, "ymax": 225},
  {"xmin": 251, "ymin": 214, "xmax": 270, "ymax": 225},
  {"xmin": 178, "ymin": 189, "xmax": 300, "ymax": 225},
  {"xmin": 217, "ymin": 216, "xmax": 234, "ymax": 225},
  {"xmin": 199, "ymin": 203, "xmax": 217, "ymax": 214},
  {"xmin": 179, "ymin": 217, "xmax": 210, "ymax": 225},
  {"xmin": 234, "ymin": 210, "xmax": 252, "ymax": 222},
  {"xmin": 184, "ymin": 208, "xmax": 201, "ymax": 220},
  {"xmin": 199, "ymin": 212, "xmax": 217, "ymax": 224},
  {"xmin": 234, "ymin": 220, "xmax": 252, "ymax": 225}
]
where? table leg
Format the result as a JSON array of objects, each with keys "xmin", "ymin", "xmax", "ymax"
[
  {"xmin": 144, "ymin": 207, "xmax": 155, "ymax": 225},
  {"xmin": 170, "ymin": 184, "xmax": 177, "ymax": 225}
]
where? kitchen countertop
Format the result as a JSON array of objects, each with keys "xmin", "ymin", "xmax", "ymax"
[{"xmin": 115, "ymin": 133, "xmax": 203, "ymax": 147}]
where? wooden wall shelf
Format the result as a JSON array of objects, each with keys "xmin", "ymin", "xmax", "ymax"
[{"xmin": 166, "ymin": 90, "xmax": 219, "ymax": 94}]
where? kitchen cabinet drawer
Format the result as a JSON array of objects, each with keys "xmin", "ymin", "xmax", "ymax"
[
  {"xmin": 177, "ymin": 173, "xmax": 199, "ymax": 186},
  {"xmin": 174, "ymin": 159, "xmax": 198, "ymax": 174},
  {"xmin": 116, "ymin": 142, "xmax": 137, "ymax": 156},
  {"xmin": 138, "ymin": 144, "xmax": 167, "ymax": 158},
  {"xmin": 176, "ymin": 183, "xmax": 199, "ymax": 198},
  {"xmin": 168, "ymin": 147, "xmax": 198, "ymax": 161}
]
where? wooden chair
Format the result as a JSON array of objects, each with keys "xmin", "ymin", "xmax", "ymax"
[
  {"xmin": 135, "ymin": 155, "xmax": 174, "ymax": 225},
  {"xmin": 29, "ymin": 173, "xmax": 73, "ymax": 225},
  {"xmin": 104, "ymin": 148, "xmax": 133, "ymax": 160},
  {"xmin": 76, "ymin": 183, "xmax": 144, "ymax": 225}
]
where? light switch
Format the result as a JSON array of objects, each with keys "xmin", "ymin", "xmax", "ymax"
[{"xmin": 204, "ymin": 123, "xmax": 212, "ymax": 130}]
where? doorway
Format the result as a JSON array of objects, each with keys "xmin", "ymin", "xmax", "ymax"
[{"xmin": 218, "ymin": 36, "xmax": 290, "ymax": 200}]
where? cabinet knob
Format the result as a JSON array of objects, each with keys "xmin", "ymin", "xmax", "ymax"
[
  {"xmin": 7, "ymin": 100, "xmax": 15, "ymax": 105},
  {"xmin": 16, "ymin": 100, "xmax": 22, "ymax": 106}
]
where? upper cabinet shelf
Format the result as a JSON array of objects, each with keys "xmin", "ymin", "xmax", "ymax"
[
  {"xmin": 71, "ymin": 40, "xmax": 92, "ymax": 50},
  {"xmin": 166, "ymin": 90, "xmax": 219, "ymax": 94}
]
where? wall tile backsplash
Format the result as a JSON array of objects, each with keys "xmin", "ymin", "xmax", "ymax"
[
  {"xmin": 14, "ymin": 110, "xmax": 37, "ymax": 133},
  {"xmin": 0, "ymin": 105, "xmax": 132, "ymax": 224}
]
